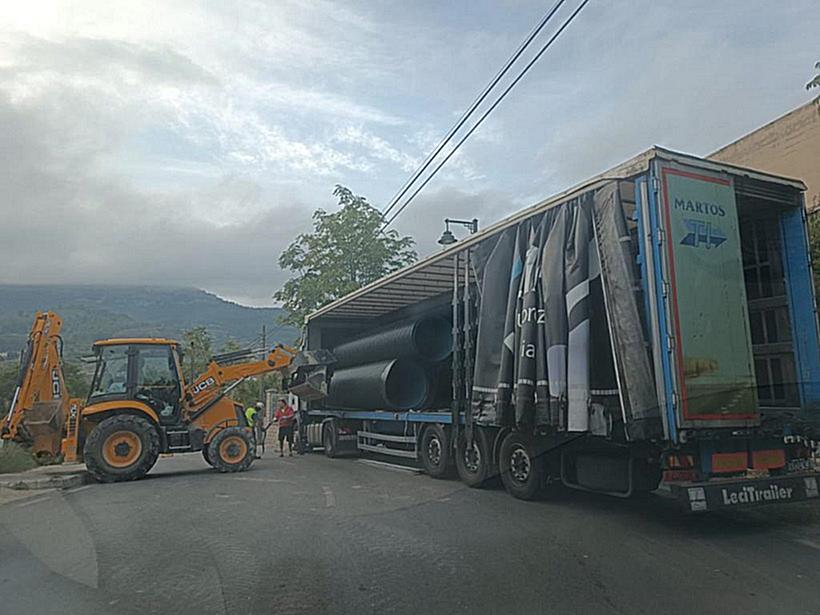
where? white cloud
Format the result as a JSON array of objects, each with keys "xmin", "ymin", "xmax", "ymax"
[{"xmin": 0, "ymin": 0, "xmax": 817, "ymax": 307}]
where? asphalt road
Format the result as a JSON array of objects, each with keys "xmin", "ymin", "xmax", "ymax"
[{"xmin": 2, "ymin": 452, "xmax": 820, "ymax": 615}]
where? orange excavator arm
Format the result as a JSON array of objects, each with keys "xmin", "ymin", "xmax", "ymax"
[
  {"xmin": 183, "ymin": 345, "xmax": 319, "ymax": 414},
  {"xmin": 1, "ymin": 311, "xmax": 79, "ymax": 462}
]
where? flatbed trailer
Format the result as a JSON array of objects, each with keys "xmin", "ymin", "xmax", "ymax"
[{"xmin": 296, "ymin": 147, "xmax": 820, "ymax": 512}]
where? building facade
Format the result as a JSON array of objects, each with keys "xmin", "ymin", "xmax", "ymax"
[{"xmin": 709, "ymin": 100, "xmax": 820, "ymax": 211}]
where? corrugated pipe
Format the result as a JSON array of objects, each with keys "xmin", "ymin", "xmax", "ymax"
[
  {"xmin": 332, "ymin": 317, "xmax": 452, "ymax": 368},
  {"xmin": 326, "ymin": 359, "xmax": 429, "ymax": 410}
]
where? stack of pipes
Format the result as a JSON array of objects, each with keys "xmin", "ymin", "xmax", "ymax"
[{"xmin": 325, "ymin": 317, "xmax": 452, "ymax": 411}]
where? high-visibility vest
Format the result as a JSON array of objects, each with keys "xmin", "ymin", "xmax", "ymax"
[{"xmin": 244, "ymin": 407, "xmax": 257, "ymax": 427}]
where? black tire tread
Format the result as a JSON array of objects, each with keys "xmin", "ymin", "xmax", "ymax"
[
  {"xmin": 455, "ymin": 428, "xmax": 495, "ymax": 488},
  {"xmin": 84, "ymin": 414, "xmax": 160, "ymax": 483},
  {"xmin": 499, "ymin": 431, "xmax": 545, "ymax": 501},
  {"xmin": 208, "ymin": 427, "xmax": 254, "ymax": 473},
  {"xmin": 419, "ymin": 424, "xmax": 451, "ymax": 479},
  {"xmin": 323, "ymin": 422, "xmax": 339, "ymax": 458}
]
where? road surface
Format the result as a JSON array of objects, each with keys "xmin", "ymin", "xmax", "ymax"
[{"xmin": 1, "ymin": 452, "xmax": 820, "ymax": 614}]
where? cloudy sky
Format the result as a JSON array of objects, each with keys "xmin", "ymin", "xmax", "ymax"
[{"xmin": 0, "ymin": 0, "xmax": 817, "ymax": 306}]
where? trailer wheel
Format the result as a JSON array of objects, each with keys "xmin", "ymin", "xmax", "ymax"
[
  {"xmin": 323, "ymin": 422, "xmax": 339, "ymax": 458},
  {"xmin": 632, "ymin": 459, "xmax": 662, "ymax": 494},
  {"xmin": 455, "ymin": 428, "xmax": 495, "ymax": 488},
  {"xmin": 84, "ymin": 414, "xmax": 160, "ymax": 483},
  {"xmin": 419, "ymin": 424, "xmax": 451, "ymax": 479},
  {"xmin": 208, "ymin": 427, "xmax": 254, "ymax": 473},
  {"xmin": 499, "ymin": 432, "xmax": 545, "ymax": 501}
]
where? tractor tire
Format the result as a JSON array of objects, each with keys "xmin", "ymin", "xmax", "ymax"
[
  {"xmin": 84, "ymin": 414, "xmax": 160, "ymax": 483},
  {"xmin": 208, "ymin": 427, "xmax": 254, "ymax": 473},
  {"xmin": 499, "ymin": 431, "xmax": 546, "ymax": 501},
  {"xmin": 202, "ymin": 445, "xmax": 213, "ymax": 466},
  {"xmin": 455, "ymin": 428, "xmax": 496, "ymax": 488},
  {"xmin": 419, "ymin": 424, "xmax": 451, "ymax": 479}
]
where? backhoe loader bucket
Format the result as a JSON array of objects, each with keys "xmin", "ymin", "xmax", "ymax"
[{"xmin": 23, "ymin": 399, "xmax": 66, "ymax": 463}]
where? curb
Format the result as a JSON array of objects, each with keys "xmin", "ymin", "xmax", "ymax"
[{"xmin": 0, "ymin": 472, "xmax": 91, "ymax": 491}]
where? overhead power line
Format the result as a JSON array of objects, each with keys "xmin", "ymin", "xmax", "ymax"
[
  {"xmin": 379, "ymin": 0, "xmax": 568, "ymax": 222},
  {"xmin": 382, "ymin": 0, "xmax": 591, "ymax": 230}
]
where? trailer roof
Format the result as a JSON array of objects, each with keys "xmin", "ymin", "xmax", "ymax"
[{"xmin": 307, "ymin": 147, "xmax": 806, "ymax": 323}]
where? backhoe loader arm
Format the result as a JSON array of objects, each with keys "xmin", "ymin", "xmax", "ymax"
[
  {"xmin": 1, "ymin": 311, "xmax": 72, "ymax": 461},
  {"xmin": 185, "ymin": 345, "xmax": 302, "ymax": 410}
]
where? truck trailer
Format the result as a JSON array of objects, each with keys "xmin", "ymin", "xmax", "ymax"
[{"xmin": 295, "ymin": 147, "xmax": 820, "ymax": 512}]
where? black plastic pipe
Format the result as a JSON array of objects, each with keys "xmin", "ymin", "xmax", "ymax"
[
  {"xmin": 326, "ymin": 359, "xmax": 429, "ymax": 410},
  {"xmin": 332, "ymin": 317, "xmax": 452, "ymax": 368}
]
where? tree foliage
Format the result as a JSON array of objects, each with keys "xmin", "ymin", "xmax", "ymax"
[
  {"xmin": 217, "ymin": 339, "xmax": 281, "ymax": 411},
  {"xmin": 808, "ymin": 211, "xmax": 820, "ymax": 291},
  {"xmin": 64, "ymin": 362, "xmax": 91, "ymax": 399},
  {"xmin": 275, "ymin": 185, "xmax": 417, "ymax": 327},
  {"xmin": 807, "ymin": 61, "xmax": 820, "ymax": 92},
  {"xmin": 809, "ymin": 61, "xmax": 820, "ymax": 113},
  {"xmin": 0, "ymin": 360, "xmax": 18, "ymax": 414},
  {"xmin": 181, "ymin": 326, "xmax": 212, "ymax": 383},
  {"xmin": 0, "ymin": 360, "xmax": 89, "ymax": 416}
]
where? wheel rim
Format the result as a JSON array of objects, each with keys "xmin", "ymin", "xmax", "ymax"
[
  {"xmin": 427, "ymin": 434, "xmax": 442, "ymax": 466},
  {"xmin": 463, "ymin": 439, "xmax": 481, "ymax": 473},
  {"xmin": 102, "ymin": 430, "xmax": 143, "ymax": 468},
  {"xmin": 219, "ymin": 436, "xmax": 248, "ymax": 463},
  {"xmin": 509, "ymin": 445, "xmax": 531, "ymax": 485}
]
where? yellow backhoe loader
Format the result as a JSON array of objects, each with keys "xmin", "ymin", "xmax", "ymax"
[{"xmin": 1, "ymin": 311, "xmax": 331, "ymax": 482}]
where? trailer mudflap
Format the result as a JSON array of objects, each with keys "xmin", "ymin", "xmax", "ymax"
[{"xmin": 670, "ymin": 473, "xmax": 820, "ymax": 512}]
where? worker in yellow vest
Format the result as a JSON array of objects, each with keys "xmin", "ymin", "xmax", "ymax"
[{"xmin": 244, "ymin": 402, "xmax": 264, "ymax": 458}]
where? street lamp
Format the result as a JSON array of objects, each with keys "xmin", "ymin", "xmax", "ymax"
[{"xmin": 437, "ymin": 218, "xmax": 479, "ymax": 245}]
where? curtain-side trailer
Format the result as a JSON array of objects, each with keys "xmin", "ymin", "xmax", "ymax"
[{"xmin": 295, "ymin": 147, "xmax": 820, "ymax": 512}]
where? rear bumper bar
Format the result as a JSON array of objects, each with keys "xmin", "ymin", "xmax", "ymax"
[{"xmin": 669, "ymin": 473, "xmax": 820, "ymax": 512}]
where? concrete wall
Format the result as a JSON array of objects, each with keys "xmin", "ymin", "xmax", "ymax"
[{"xmin": 709, "ymin": 100, "xmax": 820, "ymax": 211}]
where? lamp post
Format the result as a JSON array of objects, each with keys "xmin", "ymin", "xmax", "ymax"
[{"xmin": 437, "ymin": 218, "xmax": 479, "ymax": 245}]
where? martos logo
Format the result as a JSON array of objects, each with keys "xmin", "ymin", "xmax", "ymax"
[
  {"xmin": 674, "ymin": 198, "xmax": 726, "ymax": 217},
  {"xmin": 680, "ymin": 219, "xmax": 726, "ymax": 249}
]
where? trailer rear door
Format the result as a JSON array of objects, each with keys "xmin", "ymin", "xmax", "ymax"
[{"xmin": 651, "ymin": 161, "xmax": 760, "ymax": 429}]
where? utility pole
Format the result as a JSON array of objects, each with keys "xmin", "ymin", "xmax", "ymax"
[{"xmin": 258, "ymin": 324, "xmax": 266, "ymax": 405}]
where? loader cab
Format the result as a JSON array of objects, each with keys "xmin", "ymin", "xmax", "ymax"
[{"xmin": 89, "ymin": 338, "xmax": 184, "ymax": 425}]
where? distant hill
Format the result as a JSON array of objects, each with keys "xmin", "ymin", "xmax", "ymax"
[{"xmin": 0, "ymin": 285, "xmax": 299, "ymax": 359}]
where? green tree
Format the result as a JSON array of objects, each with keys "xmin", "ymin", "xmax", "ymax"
[
  {"xmin": 809, "ymin": 61, "xmax": 820, "ymax": 113},
  {"xmin": 807, "ymin": 61, "xmax": 820, "ymax": 92},
  {"xmin": 181, "ymin": 326, "xmax": 213, "ymax": 383},
  {"xmin": 275, "ymin": 185, "xmax": 417, "ymax": 327},
  {"xmin": 0, "ymin": 360, "xmax": 19, "ymax": 414},
  {"xmin": 0, "ymin": 360, "xmax": 90, "ymax": 413},
  {"xmin": 808, "ymin": 211, "xmax": 820, "ymax": 290},
  {"xmin": 63, "ymin": 361, "xmax": 91, "ymax": 399}
]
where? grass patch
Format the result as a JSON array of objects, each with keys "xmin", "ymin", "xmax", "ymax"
[{"xmin": 0, "ymin": 441, "xmax": 37, "ymax": 474}]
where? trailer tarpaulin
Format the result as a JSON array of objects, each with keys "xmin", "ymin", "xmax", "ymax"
[
  {"xmin": 592, "ymin": 183, "xmax": 663, "ymax": 439},
  {"xmin": 471, "ymin": 190, "xmax": 620, "ymax": 434}
]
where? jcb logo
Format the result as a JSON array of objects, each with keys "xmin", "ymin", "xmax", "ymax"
[
  {"xmin": 51, "ymin": 368, "xmax": 61, "ymax": 398},
  {"xmin": 192, "ymin": 377, "xmax": 216, "ymax": 395}
]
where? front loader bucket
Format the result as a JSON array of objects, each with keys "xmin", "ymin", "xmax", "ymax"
[{"xmin": 289, "ymin": 365, "xmax": 331, "ymax": 401}]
